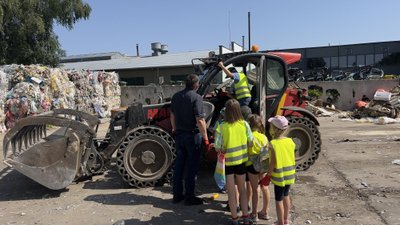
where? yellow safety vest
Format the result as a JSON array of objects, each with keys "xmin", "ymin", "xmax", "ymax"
[
  {"xmin": 246, "ymin": 131, "xmax": 268, "ymax": 166},
  {"xmin": 270, "ymin": 138, "xmax": 296, "ymax": 187},
  {"xmin": 219, "ymin": 120, "xmax": 249, "ymax": 166},
  {"xmin": 234, "ymin": 72, "xmax": 251, "ymax": 100}
]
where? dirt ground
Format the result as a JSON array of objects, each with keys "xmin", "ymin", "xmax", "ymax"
[{"xmin": 0, "ymin": 117, "xmax": 399, "ymax": 225}]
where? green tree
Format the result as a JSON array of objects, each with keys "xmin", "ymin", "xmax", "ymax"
[{"xmin": 0, "ymin": 0, "xmax": 91, "ymax": 66}]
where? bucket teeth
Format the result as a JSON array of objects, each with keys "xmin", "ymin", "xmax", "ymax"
[
  {"xmin": 28, "ymin": 129, "xmax": 33, "ymax": 146},
  {"xmin": 24, "ymin": 134, "xmax": 28, "ymax": 149},
  {"xmin": 33, "ymin": 127, "xmax": 37, "ymax": 142},
  {"xmin": 39, "ymin": 126, "xmax": 44, "ymax": 139},
  {"xmin": 18, "ymin": 137, "xmax": 23, "ymax": 152},
  {"xmin": 43, "ymin": 125, "xmax": 47, "ymax": 137},
  {"xmin": 12, "ymin": 139, "xmax": 16, "ymax": 155}
]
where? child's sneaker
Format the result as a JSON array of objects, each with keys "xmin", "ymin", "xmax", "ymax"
[
  {"xmin": 219, "ymin": 187, "xmax": 227, "ymax": 194},
  {"xmin": 250, "ymin": 213, "xmax": 259, "ymax": 222},
  {"xmin": 257, "ymin": 211, "xmax": 271, "ymax": 220},
  {"xmin": 230, "ymin": 217, "xmax": 239, "ymax": 225},
  {"xmin": 242, "ymin": 214, "xmax": 253, "ymax": 225}
]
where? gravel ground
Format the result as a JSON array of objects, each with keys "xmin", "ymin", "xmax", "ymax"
[{"xmin": 0, "ymin": 117, "xmax": 399, "ymax": 225}]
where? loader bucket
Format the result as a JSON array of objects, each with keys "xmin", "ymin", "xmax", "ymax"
[{"xmin": 3, "ymin": 110, "xmax": 98, "ymax": 190}]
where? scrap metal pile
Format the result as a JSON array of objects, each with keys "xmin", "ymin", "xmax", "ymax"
[
  {"xmin": 353, "ymin": 86, "xmax": 400, "ymax": 119},
  {"xmin": 0, "ymin": 65, "xmax": 120, "ymax": 131}
]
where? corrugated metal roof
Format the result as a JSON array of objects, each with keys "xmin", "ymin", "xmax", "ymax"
[
  {"xmin": 61, "ymin": 50, "xmax": 213, "ymax": 71},
  {"xmin": 61, "ymin": 52, "xmax": 125, "ymax": 61}
]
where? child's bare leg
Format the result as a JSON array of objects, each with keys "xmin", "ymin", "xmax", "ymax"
[
  {"xmin": 260, "ymin": 184, "xmax": 270, "ymax": 214},
  {"xmin": 275, "ymin": 200, "xmax": 284, "ymax": 225},
  {"xmin": 283, "ymin": 196, "xmax": 291, "ymax": 222},
  {"xmin": 226, "ymin": 174, "xmax": 238, "ymax": 219},
  {"xmin": 248, "ymin": 173, "xmax": 259, "ymax": 215},
  {"xmin": 246, "ymin": 180, "xmax": 252, "ymax": 209},
  {"xmin": 235, "ymin": 174, "xmax": 249, "ymax": 216}
]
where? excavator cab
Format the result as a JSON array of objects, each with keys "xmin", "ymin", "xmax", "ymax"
[{"xmin": 198, "ymin": 52, "xmax": 289, "ymax": 130}]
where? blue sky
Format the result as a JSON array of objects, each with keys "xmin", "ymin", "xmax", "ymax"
[{"xmin": 54, "ymin": 0, "xmax": 400, "ymax": 56}]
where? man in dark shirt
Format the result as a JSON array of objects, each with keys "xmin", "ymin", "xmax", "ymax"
[{"xmin": 170, "ymin": 74, "xmax": 209, "ymax": 205}]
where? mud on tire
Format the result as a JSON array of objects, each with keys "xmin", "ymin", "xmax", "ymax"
[
  {"xmin": 116, "ymin": 126, "xmax": 176, "ymax": 188},
  {"xmin": 287, "ymin": 116, "xmax": 321, "ymax": 171}
]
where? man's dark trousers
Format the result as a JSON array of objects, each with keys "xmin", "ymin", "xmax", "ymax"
[{"xmin": 173, "ymin": 132, "xmax": 201, "ymax": 199}]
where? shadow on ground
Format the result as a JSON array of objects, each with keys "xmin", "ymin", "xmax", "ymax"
[
  {"xmin": 84, "ymin": 192, "xmax": 228, "ymax": 225},
  {"xmin": 0, "ymin": 167, "xmax": 66, "ymax": 201}
]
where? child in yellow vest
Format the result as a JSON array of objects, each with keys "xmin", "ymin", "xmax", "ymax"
[
  {"xmin": 246, "ymin": 114, "xmax": 271, "ymax": 222},
  {"xmin": 266, "ymin": 115, "xmax": 296, "ymax": 225},
  {"xmin": 215, "ymin": 99, "xmax": 254, "ymax": 225}
]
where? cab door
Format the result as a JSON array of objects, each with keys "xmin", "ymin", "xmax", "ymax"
[
  {"xmin": 263, "ymin": 58, "xmax": 289, "ymax": 118},
  {"xmin": 258, "ymin": 55, "xmax": 288, "ymax": 120}
]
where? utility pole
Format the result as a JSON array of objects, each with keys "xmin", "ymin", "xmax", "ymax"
[
  {"xmin": 242, "ymin": 36, "xmax": 245, "ymax": 51},
  {"xmin": 248, "ymin": 12, "xmax": 251, "ymax": 50}
]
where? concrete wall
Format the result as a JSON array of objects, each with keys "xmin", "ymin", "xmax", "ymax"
[
  {"xmin": 121, "ymin": 80, "xmax": 400, "ymax": 111},
  {"xmin": 296, "ymin": 79, "xmax": 400, "ymax": 110},
  {"xmin": 121, "ymin": 85, "xmax": 183, "ymax": 106}
]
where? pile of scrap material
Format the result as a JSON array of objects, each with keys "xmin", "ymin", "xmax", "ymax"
[
  {"xmin": 353, "ymin": 86, "xmax": 400, "ymax": 119},
  {"xmin": 0, "ymin": 65, "xmax": 120, "ymax": 130},
  {"xmin": 0, "ymin": 70, "xmax": 8, "ymax": 132},
  {"xmin": 306, "ymin": 99, "xmax": 351, "ymax": 118}
]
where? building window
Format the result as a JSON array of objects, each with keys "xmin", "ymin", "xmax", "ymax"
[
  {"xmin": 331, "ymin": 57, "xmax": 338, "ymax": 68},
  {"xmin": 123, "ymin": 77, "xmax": 144, "ymax": 85},
  {"xmin": 346, "ymin": 48, "xmax": 353, "ymax": 55},
  {"xmin": 170, "ymin": 75, "xmax": 187, "ymax": 84},
  {"xmin": 339, "ymin": 56, "xmax": 347, "ymax": 68},
  {"xmin": 375, "ymin": 54, "xmax": 384, "ymax": 64},
  {"xmin": 323, "ymin": 57, "xmax": 330, "ymax": 68},
  {"xmin": 348, "ymin": 55, "xmax": 356, "ymax": 67},
  {"xmin": 366, "ymin": 54, "xmax": 374, "ymax": 65},
  {"xmin": 357, "ymin": 55, "xmax": 365, "ymax": 66},
  {"xmin": 382, "ymin": 47, "xmax": 389, "ymax": 57}
]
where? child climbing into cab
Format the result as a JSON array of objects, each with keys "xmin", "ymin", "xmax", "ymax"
[
  {"xmin": 214, "ymin": 99, "xmax": 254, "ymax": 225},
  {"xmin": 264, "ymin": 115, "xmax": 296, "ymax": 225}
]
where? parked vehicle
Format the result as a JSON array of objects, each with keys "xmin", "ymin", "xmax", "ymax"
[
  {"xmin": 3, "ymin": 50, "xmax": 321, "ymax": 189},
  {"xmin": 349, "ymin": 66, "xmax": 384, "ymax": 80},
  {"xmin": 330, "ymin": 70, "xmax": 345, "ymax": 81}
]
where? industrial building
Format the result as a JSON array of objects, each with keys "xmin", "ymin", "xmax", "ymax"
[
  {"xmin": 61, "ymin": 40, "xmax": 400, "ymax": 85},
  {"xmin": 280, "ymin": 40, "xmax": 400, "ymax": 75}
]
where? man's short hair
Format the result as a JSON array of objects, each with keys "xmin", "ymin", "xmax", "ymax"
[{"xmin": 185, "ymin": 74, "xmax": 199, "ymax": 89}]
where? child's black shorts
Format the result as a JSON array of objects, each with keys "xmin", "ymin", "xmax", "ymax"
[
  {"xmin": 274, "ymin": 185, "xmax": 291, "ymax": 201},
  {"xmin": 225, "ymin": 163, "xmax": 247, "ymax": 175},
  {"xmin": 246, "ymin": 164, "xmax": 259, "ymax": 175}
]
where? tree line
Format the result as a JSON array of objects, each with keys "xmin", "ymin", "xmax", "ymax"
[{"xmin": 0, "ymin": 0, "xmax": 91, "ymax": 66}]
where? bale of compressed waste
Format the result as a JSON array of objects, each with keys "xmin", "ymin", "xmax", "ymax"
[{"xmin": 0, "ymin": 65, "xmax": 121, "ymax": 129}]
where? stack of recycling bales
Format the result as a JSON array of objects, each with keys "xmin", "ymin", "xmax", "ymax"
[
  {"xmin": 0, "ymin": 70, "xmax": 8, "ymax": 132},
  {"xmin": 0, "ymin": 64, "xmax": 120, "ymax": 130}
]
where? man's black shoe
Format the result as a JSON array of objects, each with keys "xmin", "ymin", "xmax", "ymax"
[
  {"xmin": 184, "ymin": 196, "xmax": 204, "ymax": 206},
  {"xmin": 172, "ymin": 195, "xmax": 185, "ymax": 204}
]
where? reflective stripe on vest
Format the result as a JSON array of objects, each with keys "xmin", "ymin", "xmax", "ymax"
[
  {"xmin": 221, "ymin": 120, "xmax": 249, "ymax": 166},
  {"xmin": 270, "ymin": 138, "xmax": 296, "ymax": 187},
  {"xmin": 234, "ymin": 72, "xmax": 251, "ymax": 100}
]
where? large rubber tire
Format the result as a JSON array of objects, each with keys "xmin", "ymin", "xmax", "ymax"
[
  {"xmin": 116, "ymin": 126, "xmax": 176, "ymax": 188},
  {"xmin": 286, "ymin": 116, "xmax": 321, "ymax": 171}
]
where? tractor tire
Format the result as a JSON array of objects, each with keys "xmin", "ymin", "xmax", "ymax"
[
  {"xmin": 116, "ymin": 126, "xmax": 176, "ymax": 188},
  {"xmin": 286, "ymin": 116, "xmax": 321, "ymax": 171}
]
